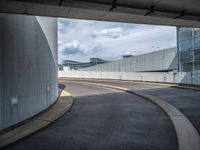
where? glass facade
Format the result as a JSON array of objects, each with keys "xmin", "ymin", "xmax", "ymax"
[{"xmin": 177, "ymin": 27, "xmax": 200, "ymax": 72}]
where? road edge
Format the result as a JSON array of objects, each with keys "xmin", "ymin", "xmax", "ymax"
[
  {"xmin": 69, "ymin": 80, "xmax": 200, "ymax": 150},
  {"xmin": 0, "ymin": 89, "xmax": 74, "ymax": 148},
  {"xmin": 60, "ymin": 77, "xmax": 200, "ymax": 91}
]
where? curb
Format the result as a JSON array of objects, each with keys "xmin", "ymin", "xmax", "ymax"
[
  {"xmin": 129, "ymin": 81, "xmax": 200, "ymax": 91},
  {"xmin": 59, "ymin": 78, "xmax": 200, "ymax": 91},
  {"xmin": 69, "ymin": 80, "xmax": 200, "ymax": 150},
  {"xmin": 0, "ymin": 89, "xmax": 73, "ymax": 148}
]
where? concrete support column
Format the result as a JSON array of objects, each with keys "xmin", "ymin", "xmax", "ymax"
[
  {"xmin": 0, "ymin": 14, "xmax": 2, "ymax": 129},
  {"xmin": 0, "ymin": 13, "xmax": 58, "ymax": 130}
]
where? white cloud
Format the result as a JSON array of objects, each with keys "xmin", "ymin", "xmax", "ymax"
[
  {"xmin": 91, "ymin": 27, "xmax": 124, "ymax": 39},
  {"xmin": 60, "ymin": 40, "xmax": 83, "ymax": 55},
  {"xmin": 66, "ymin": 40, "xmax": 79, "ymax": 48},
  {"xmin": 58, "ymin": 18, "xmax": 176, "ymax": 62}
]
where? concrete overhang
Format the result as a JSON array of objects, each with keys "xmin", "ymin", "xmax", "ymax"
[{"xmin": 1, "ymin": 0, "xmax": 200, "ymax": 27}]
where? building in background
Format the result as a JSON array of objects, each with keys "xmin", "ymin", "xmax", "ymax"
[
  {"xmin": 90, "ymin": 58, "xmax": 107, "ymax": 65},
  {"xmin": 122, "ymin": 55, "xmax": 133, "ymax": 59},
  {"xmin": 80, "ymin": 47, "xmax": 177, "ymax": 72},
  {"xmin": 62, "ymin": 58, "xmax": 108, "ymax": 70},
  {"xmin": 177, "ymin": 27, "xmax": 200, "ymax": 73},
  {"xmin": 78, "ymin": 27, "xmax": 200, "ymax": 74},
  {"xmin": 59, "ymin": 28, "xmax": 200, "ymax": 85}
]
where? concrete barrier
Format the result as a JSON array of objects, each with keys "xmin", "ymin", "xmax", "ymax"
[{"xmin": 58, "ymin": 70, "xmax": 200, "ymax": 85}]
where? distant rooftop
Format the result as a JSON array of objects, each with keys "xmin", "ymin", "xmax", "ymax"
[
  {"xmin": 62, "ymin": 58, "xmax": 108, "ymax": 70},
  {"xmin": 123, "ymin": 55, "xmax": 133, "ymax": 59}
]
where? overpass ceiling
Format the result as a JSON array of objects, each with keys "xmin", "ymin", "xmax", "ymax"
[{"xmin": 1, "ymin": 0, "xmax": 200, "ymax": 27}]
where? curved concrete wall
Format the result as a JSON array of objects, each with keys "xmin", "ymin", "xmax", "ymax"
[{"xmin": 0, "ymin": 13, "xmax": 58, "ymax": 130}]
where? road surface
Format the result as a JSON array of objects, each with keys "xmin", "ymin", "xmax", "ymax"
[
  {"xmin": 71, "ymin": 79, "xmax": 200, "ymax": 134},
  {"xmin": 4, "ymin": 81, "xmax": 177, "ymax": 150}
]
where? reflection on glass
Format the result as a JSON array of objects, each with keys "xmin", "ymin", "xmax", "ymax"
[
  {"xmin": 195, "ymin": 61, "xmax": 200, "ymax": 71},
  {"xmin": 194, "ymin": 28, "xmax": 200, "ymax": 36},
  {"xmin": 180, "ymin": 62, "xmax": 193, "ymax": 72},
  {"xmin": 179, "ymin": 40, "xmax": 193, "ymax": 52},
  {"xmin": 180, "ymin": 51, "xmax": 193, "ymax": 63},
  {"xmin": 194, "ymin": 50, "xmax": 200, "ymax": 61},
  {"xmin": 177, "ymin": 27, "xmax": 200, "ymax": 72},
  {"xmin": 178, "ymin": 28, "xmax": 193, "ymax": 41},
  {"xmin": 194, "ymin": 36, "xmax": 200, "ymax": 50}
]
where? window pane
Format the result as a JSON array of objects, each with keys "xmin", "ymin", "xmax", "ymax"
[
  {"xmin": 194, "ymin": 28, "xmax": 200, "ymax": 36},
  {"xmin": 180, "ymin": 62, "xmax": 193, "ymax": 72},
  {"xmin": 194, "ymin": 36, "xmax": 200, "ymax": 49},
  {"xmin": 179, "ymin": 39, "xmax": 193, "ymax": 52},
  {"xmin": 178, "ymin": 28, "xmax": 193, "ymax": 41},
  {"xmin": 195, "ymin": 61, "xmax": 200, "ymax": 71},
  {"xmin": 180, "ymin": 51, "xmax": 193, "ymax": 63},
  {"xmin": 194, "ymin": 50, "xmax": 200, "ymax": 61}
]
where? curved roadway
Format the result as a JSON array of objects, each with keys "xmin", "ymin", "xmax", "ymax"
[
  {"xmin": 70, "ymin": 79, "xmax": 200, "ymax": 134},
  {"xmin": 4, "ymin": 81, "xmax": 177, "ymax": 150}
]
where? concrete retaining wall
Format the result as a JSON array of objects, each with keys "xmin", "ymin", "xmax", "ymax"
[
  {"xmin": 0, "ymin": 14, "xmax": 58, "ymax": 130},
  {"xmin": 80, "ymin": 47, "xmax": 177, "ymax": 72},
  {"xmin": 59, "ymin": 71, "xmax": 200, "ymax": 85}
]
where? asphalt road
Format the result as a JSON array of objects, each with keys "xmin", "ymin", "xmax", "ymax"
[
  {"xmin": 4, "ymin": 81, "xmax": 177, "ymax": 150},
  {"xmin": 71, "ymin": 79, "xmax": 200, "ymax": 134}
]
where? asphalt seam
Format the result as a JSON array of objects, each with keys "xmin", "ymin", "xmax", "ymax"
[{"xmin": 69, "ymin": 80, "xmax": 200, "ymax": 150}]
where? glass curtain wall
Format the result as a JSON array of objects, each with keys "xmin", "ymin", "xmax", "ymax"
[{"xmin": 178, "ymin": 27, "xmax": 200, "ymax": 72}]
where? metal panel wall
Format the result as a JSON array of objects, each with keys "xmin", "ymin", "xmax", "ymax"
[
  {"xmin": 0, "ymin": 15, "xmax": 2, "ymax": 128},
  {"xmin": 0, "ymin": 14, "xmax": 58, "ymax": 130}
]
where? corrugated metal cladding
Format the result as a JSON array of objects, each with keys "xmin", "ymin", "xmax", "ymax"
[
  {"xmin": 80, "ymin": 47, "xmax": 178, "ymax": 72},
  {"xmin": 0, "ymin": 14, "xmax": 58, "ymax": 130}
]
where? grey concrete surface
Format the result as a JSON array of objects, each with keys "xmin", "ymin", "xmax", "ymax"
[
  {"xmin": 2, "ymin": 0, "xmax": 200, "ymax": 27},
  {"xmin": 0, "ymin": 13, "xmax": 58, "ymax": 130},
  {"xmin": 72, "ymin": 80, "xmax": 200, "ymax": 134},
  {"xmin": 80, "ymin": 47, "xmax": 177, "ymax": 72},
  {"xmin": 65, "ymin": 80, "xmax": 200, "ymax": 150},
  {"xmin": 0, "ymin": 90, "xmax": 73, "ymax": 148},
  {"xmin": 3, "ymin": 82, "xmax": 177, "ymax": 150},
  {"xmin": 59, "ymin": 70, "xmax": 200, "ymax": 85}
]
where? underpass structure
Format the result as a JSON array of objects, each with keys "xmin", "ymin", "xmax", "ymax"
[
  {"xmin": 1, "ymin": 0, "xmax": 200, "ymax": 27},
  {"xmin": 3, "ymin": 81, "xmax": 178, "ymax": 150},
  {"xmin": 1, "ymin": 0, "xmax": 200, "ymax": 149}
]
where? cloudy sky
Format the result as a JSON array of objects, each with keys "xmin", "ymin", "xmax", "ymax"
[{"xmin": 58, "ymin": 18, "xmax": 177, "ymax": 63}]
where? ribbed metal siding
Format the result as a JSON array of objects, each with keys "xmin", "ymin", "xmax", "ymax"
[
  {"xmin": 0, "ymin": 15, "xmax": 2, "ymax": 128},
  {"xmin": 0, "ymin": 14, "xmax": 58, "ymax": 130}
]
